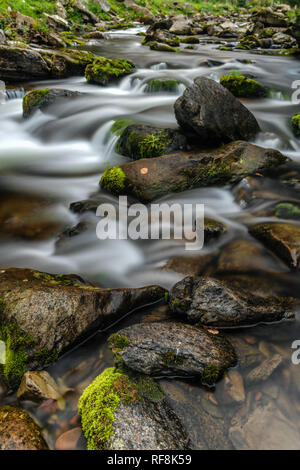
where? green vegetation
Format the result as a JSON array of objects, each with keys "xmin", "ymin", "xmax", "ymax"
[
  {"xmin": 144, "ymin": 78, "xmax": 181, "ymax": 93},
  {"xmin": 100, "ymin": 167, "xmax": 126, "ymax": 195},
  {"xmin": 138, "ymin": 134, "xmax": 171, "ymax": 158},
  {"xmin": 291, "ymin": 114, "xmax": 300, "ymax": 137},
  {"xmin": 78, "ymin": 367, "xmax": 139, "ymax": 450},
  {"xmin": 23, "ymin": 89, "xmax": 50, "ymax": 117},
  {"xmin": 108, "ymin": 333, "xmax": 130, "ymax": 352},
  {"xmin": 275, "ymin": 202, "xmax": 300, "ymax": 220},
  {"xmin": 85, "ymin": 57, "xmax": 135, "ymax": 86},
  {"xmin": 220, "ymin": 74, "xmax": 265, "ymax": 98},
  {"xmin": 111, "ymin": 119, "xmax": 135, "ymax": 136},
  {"xmin": 162, "ymin": 350, "xmax": 184, "ymax": 366},
  {"xmin": 78, "ymin": 366, "xmax": 165, "ymax": 450},
  {"xmin": 201, "ymin": 364, "xmax": 220, "ymax": 386}
]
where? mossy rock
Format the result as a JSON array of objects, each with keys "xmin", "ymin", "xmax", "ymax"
[
  {"xmin": 144, "ymin": 78, "xmax": 182, "ymax": 93},
  {"xmin": 274, "ymin": 203, "xmax": 300, "ymax": 220},
  {"xmin": 148, "ymin": 41, "xmax": 177, "ymax": 52},
  {"xmin": 238, "ymin": 34, "xmax": 261, "ymax": 50},
  {"xmin": 291, "ymin": 114, "xmax": 300, "ymax": 137},
  {"xmin": 23, "ymin": 88, "xmax": 82, "ymax": 118},
  {"xmin": 100, "ymin": 167, "xmax": 126, "ymax": 195},
  {"xmin": 115, "ymin": 124, "xmax": 187, "ymax": 160},
  {"xmin": 107, "ymin": 322, "xmax": 236, "ymax": 383},
  {"xmin": 220, "ymin": 74, "xmax": 266, "ymax": 98},
  {"xmin": 85, "ymin": 57, "xmax": 135, "ymax": 86},
  {"xmin": 23, "ymin": 89, "xmax": 50, "ymax": 118},
  {"xmin": 180, "ymin": 36, "xmax": 199, "ymax": 44},
  {"xmin": 78, "ymin": 367, "xmax": 189, "ymax": 450}
]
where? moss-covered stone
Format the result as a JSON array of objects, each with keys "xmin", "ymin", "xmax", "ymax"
[
  {"xmin": 148, "ymin": 41, "xmax": 177, "ymax": 52},
  {"xmin": 180, "ymin": 36, "xmax": 199, "ymax": 44},
  {"xmin": 85, "ymin": 57, "xmax": 135, "ymax": 86},
  {"xmin": 291, "ymin": 114, "xmax": 300, "ymax": 137},
  {"xmin": 144, "ymin": 78, "xmax": 181, "ymax": 93},
  {"xmin": 111, "ymin": 119, "xmax": 135, "ymax": 136},
  {"xmin": 115, "ymin": 124, "xmax": 186, "ymax": 160},
  {"xmin": 22, "ymin": 89, "xmax": 50, "ymax": 118},
  {"xmin": 220, "ymin": 74, "xmax": 265, "ymax": 98},
  {"xmin": 100, "ymin": 167, "xmax": 126, "ymax": 195},
  {"xmin": 237, "ymin": 34, "xmax": 260, "ymax": 50},
  {"xmin": 78, "ymin": 367, "xmax": 165, "ymax": 450},
  {"xmin": 108, "ymin": 333, "xmax": 130, "ymax": 352},
  {"xmin": 275, "ymin": 203, "xmax": 300, "ymax": 220}
]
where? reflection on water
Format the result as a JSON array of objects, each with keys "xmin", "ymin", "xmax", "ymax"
[{"xmin": 1, "ymin": 28, "xmax": 300, "ymax": 449}]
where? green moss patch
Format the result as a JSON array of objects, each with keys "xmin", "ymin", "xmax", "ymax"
[
  {"xmin": 201, "ymin": 364, "xmax": 220, "ymax": 386},
  {"xmin": 220, "ymin": 74, "xmax": 265, "ymax": 98},
  {"xmin": 0, "ymin": 319, "xmax": 36, "ymax": 389},
  {"xmin": 100, "ymin": 167, "xmax": 126, "ymax": 195},
  {"xmin": 275, "ymin": 203, "xmax": 300, "ymax": 220},
  {"xmin": 85, "ymin": 57, "xmax": 135, "ymax": 86},
  {"xmin": 162, "ymin": 350, "xmax": 184, "ymax": 366},
  {"xmin": 78, "ymin": 367, "xmax": 139, "ymax": 450},
  {"xmin": 291, "ymin": 114, "xmax": 300, "ymax": 137},
  {"xmin": 138, "ymin": 134, "xmax": 171, "ymax": 158}
]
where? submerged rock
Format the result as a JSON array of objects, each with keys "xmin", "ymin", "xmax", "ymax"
[
  {"xmin": 109, "ymin": 322, "xmax": 236, "ymax": 383},
  {"xmin": 78, "ymin": 367, "xmax": 190, "ymax": 450},
  {"xmin": 17, "ymin": 371, "xmax": 62, "ymax": 403},
  {"xmin": 174, "ymin": 77, "xmax": 260, "ymax": 145},
  {"xmin": 245, "ymin": 354, "xmax": 283, "ymax": 385},
  {"xmin": 23, "ymin": 88, "xmax": 82, "ymax": 118},
  {"xmin": 229, "ymin": 397, "xmax": 300, "ymax": 450},
  {"xmin": 0, "ymin": 191, "xmax": 63, "ymax": 240},
  {"xmin": 169, "ymin": 276, "xmax": 293, "ymax": 327},
  {"xmin": 85, "ymin": 57, "xmax": 135, "ymax": 86},
  {"xmin": 0, "ymin": 406, "xmax": 48, "ymax": 450},
  {"xmin": 100, "ymin": 141, "xmax": 286, "ymax": 202},
  {"xmin": 220, "ymin": 74, "xmax": 266, "ymax": 98},
  {"xmin": 249, "ymin": 222, "xmax": 300, "ymax": 269},
  {"xmin": 0, "ymin": 268, "xmax": 165, "ymax": 388},
  {"xmin": 116, "ymin": 124, "xmax": 188, "ymax": 159}
]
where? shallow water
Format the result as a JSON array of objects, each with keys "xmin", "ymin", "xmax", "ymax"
[{"xmin": 1, "ymin": 28, "xmax": 300, "ymax": 449}]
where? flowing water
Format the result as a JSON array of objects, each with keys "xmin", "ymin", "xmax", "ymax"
[{"xmin": 1, "ymin": 28, "xmax": 300, "ymax": 449}]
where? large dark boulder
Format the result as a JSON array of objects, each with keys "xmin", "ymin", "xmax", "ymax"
[
  {"xmin": 174, "ymin": 77, "xmax": 260, "ymax": 145},
  {"xmin": 169, "ymin": 276, "xmax": 294, "ymax": 327}
]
